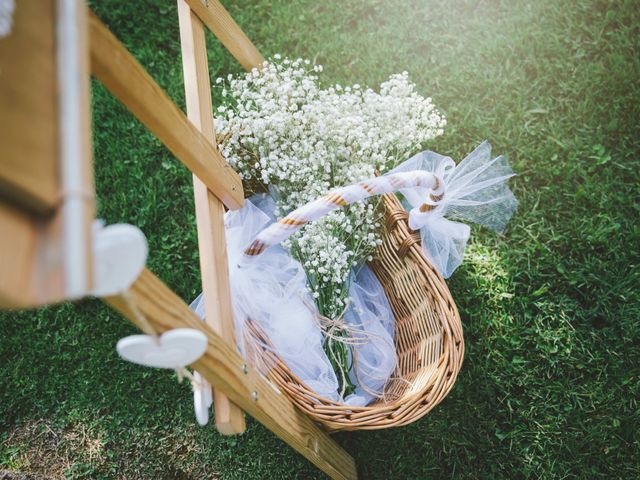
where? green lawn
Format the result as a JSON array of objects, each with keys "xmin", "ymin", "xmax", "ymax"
[{"xmin": 1, "ymin": 0, "xmax": 639, "ymax": 478}]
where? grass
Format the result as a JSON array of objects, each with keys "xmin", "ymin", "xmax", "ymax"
[{"xmin": 1, "ymin": 0, "xmax": 639, "ymax": 478}]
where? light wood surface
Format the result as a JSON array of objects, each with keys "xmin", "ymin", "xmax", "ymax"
[
  {"xmin": 0, "ymin": 0, "xmax": 59, "ymax": 215},
  {"xmin": 0, "ymin": 197, "xmax": 66, "ymax": 308},
  {"xmin": 106, "ymin": 268, "xmax": 357, "ymax": 480},
  {"xmin": 88, "ymin": 11, "xmax": 244, "ymax": 211},
  {"xmin": 186, "ymin": 0, "xmax": 264, "ymax": 71},
  {"xmin": 177, "ymin": 0, "xmax": 246, "ymax": 435},
  {"xmin": 0, "ymin": 202, "xmax": 39, "ymax": 307}
]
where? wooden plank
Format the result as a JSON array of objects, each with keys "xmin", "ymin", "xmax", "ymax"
[
  {"xmin": 185, "ymin": 0, "xmax": 264, "ymax": 71},
  {"xmin": 105, "ymin": 269, "xmax": 357, "ymax": 480},
  {"xmin": 0, "ymin": 199, "xmax": 67, "ymax": 309},
  {"xmin": 0, "ymin": 202, "xmax": 39, "ymax": 307},
  {"xmin": 177, "ymin": 0, "xmax": 246, "ymax": 435},
  {"xmin": 88, "ymin": 11, "xmax": 244, "ymax": 211},
  {"xmin": 0, "ymin": 0, "xmax": 59, "ymax": 215}
]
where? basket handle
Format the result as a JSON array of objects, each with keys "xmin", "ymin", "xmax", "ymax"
[{"xmin": 243, "ymin": 170, "xmax": 444, "ymax": 257}]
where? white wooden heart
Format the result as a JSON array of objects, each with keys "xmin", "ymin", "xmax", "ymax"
[
  {"xmin": 116, "ymin": 329, "xmax": 207, "ymax": 369},
  {"xmin": 92, "ymin": 222, "xmax": 148, "ymax": 297},
  {"xmin": 192, "ymin": 371, "xmax": 213, "ymax": 426}
]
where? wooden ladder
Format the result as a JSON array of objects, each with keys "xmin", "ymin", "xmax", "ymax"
[{"xmin": 0, "ymin": 1, "xmax": 357, "ymax": 478}]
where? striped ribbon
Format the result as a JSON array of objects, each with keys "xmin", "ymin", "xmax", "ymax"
[{"xmin": 244, "ymin": 170, "xmax": 444, "ymax": 257}]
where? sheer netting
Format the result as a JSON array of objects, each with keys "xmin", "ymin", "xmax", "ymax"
[
  {"xmin": 389, "ymin": 141, "xmax": 518, "ymax": 277},
  {"xmin": 343, "ymin": 265, "xmax": 396, "ymax": 406}
]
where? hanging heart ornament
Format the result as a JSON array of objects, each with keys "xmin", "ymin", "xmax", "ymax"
[
  {"xmin": 116, "ymin": 329, "xmax": 207, "ymax": 369},
  {"xmin": 92, "ymin": 222, "xmax": 148, "ymax": 297},
  {"xmin": 192, "ymin": 371, "xmax": 213, "ymax": 426}
]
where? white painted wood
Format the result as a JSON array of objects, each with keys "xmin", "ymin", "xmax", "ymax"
[
  {"xmin": 91, "ymin": 222, "xmax": 148, "ymax": 297},
  {"xmin": 58, "ymin": 0, "xmax": 94, "ymax": 299},
  {"xmin": 116, "ymin": 329, "xmax": 208, "ymax": 369}
]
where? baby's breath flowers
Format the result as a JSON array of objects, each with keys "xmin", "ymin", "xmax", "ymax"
[{"xmin": 215, "ymin": 57, "xmax": 445, "ymax": 396}]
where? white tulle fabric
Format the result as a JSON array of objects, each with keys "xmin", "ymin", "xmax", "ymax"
[
  {"xmin": 389, "ymin": 141, "xmax": 518, "ymax": 278},
  {"xmin": 343, "ymin": 266, "xmax": 396, "ymax": 407},
  {"xmin": 190, "ymin": 194, "xmax": 396, "ymax": 404}
]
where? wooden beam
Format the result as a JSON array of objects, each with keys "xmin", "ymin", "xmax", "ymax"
[
  {"xmin": 0, "ymin": 0, "xmax": 59, "ymax": 215},
  {"xmin": 177, "ymin": 0, "xmax": 245, "ymax": 436},
  {"xmin": 0, "ymin": 202, "xmax": 40, "ymax": 307},
  {"xmin": 105, "ymin": 269, "xmax": 358, "ymax": 480},
  {"xmin": 0, "ymin": 198, "xmax": 67, "ymax": 309},
  {"xmin": 88, "ymin": 11, "xmax": 244, "ymax": 211},
  {"xmin": 185, "ymin": 0, "xmax": 264, "ymax": 71}
]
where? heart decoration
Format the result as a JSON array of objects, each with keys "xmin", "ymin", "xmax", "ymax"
[
  {"xmin": 192, "ymin": 371, "xmax": 213, "ymax": 426},
  {"xmin": 92, "ymin": 222, "xmax": 148, "ymax": 297},
  {"xmin": 116, "ymin": 329, "xmax": 207, "ymax": 369}
]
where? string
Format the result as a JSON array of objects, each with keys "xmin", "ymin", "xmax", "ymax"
[
  {"xmin": 119, "ymin": 290, "xmax": 206, "ymax": 394},
  {"xmin": 303, "ymin": 297, "xmax": 398, "ymax": 401},
  {"xmin": 120, "ymin": 290, "xmax": 159, "ymax": 339},
  {"xmin": 55, "ymin": 188, "xmax": 96, "ymax": 218}
]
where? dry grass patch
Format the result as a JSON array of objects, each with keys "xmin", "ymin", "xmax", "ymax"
[{"xmin": 1, "ymin": 420, "xmax": 105, "ymax": 479}]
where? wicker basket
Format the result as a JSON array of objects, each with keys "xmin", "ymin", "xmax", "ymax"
[{"xmin": 246, "ymin": 192, "xmax": 464, "ymax": 431}]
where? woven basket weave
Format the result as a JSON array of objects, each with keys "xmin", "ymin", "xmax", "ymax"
[{"xmin": 246, "ymin": 192, "xmax": 464, "ymax": 431}]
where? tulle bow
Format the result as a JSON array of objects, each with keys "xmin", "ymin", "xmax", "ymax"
[{"xmin": 389, "ymin": 141, "xmax": 518, "ymax": 278}]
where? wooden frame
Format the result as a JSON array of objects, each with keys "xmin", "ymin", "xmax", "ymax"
[
  {"xmin": 93, "ymin": 1, "xmax": 357, "ymax": 477},
  {"xmin": 184, "ymin": 0, "xmax": 263, "ymax": 71},
  {"xmin": 88, "ymin": 11, "xmax": 243, "ymax": 211},
  {"xmin": 1, "ymin": 1, "xmax": 358, "ymax": 478},
  {"xmin": 177, "ymin": 0, "xmax": 246, "ymax": 435}
]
